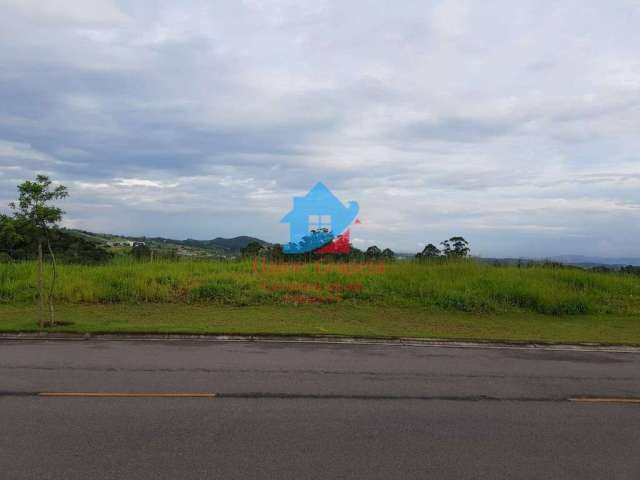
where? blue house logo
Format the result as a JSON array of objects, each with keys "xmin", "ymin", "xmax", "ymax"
[{"xmin": 281, "ymin": 182, "xmax": 359, "ymax": 254}]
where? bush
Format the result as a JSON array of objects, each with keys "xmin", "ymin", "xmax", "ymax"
[{"xmin": 131, "ymin": 244, "xmax": 151, "ymax": 260}]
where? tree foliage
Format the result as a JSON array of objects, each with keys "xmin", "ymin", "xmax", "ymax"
[
  {"xmin": 440, "ymin": 236, "xmax": 470, "ymax": 258},
  {"xmin": 620, "ymin": 265, "xmax": 640, "ymax": 276},
  {"xmin": 241, "ymin": 241, "xmax": 264, "ymax": 258},
  {"xmin": 417, "ymin": 238, "xmax": 470, "ymax": 259},
  {"xmin": 131, "ymin": 243, "xmax": 152, "ymax": 260},
  {"xmin": 365, "ymin": 245, "xmax": 382, "ymax": 259},
  {"xmin": 9, "ymin": 175, "xmax": 68, "ymax": 234},
  {"xmin": 381, "ymin": 248, "xmax": 395, "ymax": 259},
  {"xmin": 416, "ymin": 243, "xmax": 441, "ymax": 259},
  {"xmin": 263, "ymin": 243, "xmax": 284, "ymax": 260},
  {"xmin": 0, "ymin": 215, "xmax": 24, "ymax": 257}
]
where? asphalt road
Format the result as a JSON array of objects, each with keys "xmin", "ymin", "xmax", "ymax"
[{"xmin": 1, "ymin": 338, "xmax": 639, "ymax": 479}]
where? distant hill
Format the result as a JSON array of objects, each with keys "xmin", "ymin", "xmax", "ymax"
[
  {"xmin": 179, "ymin": 236, "xmax": 270, "ymax": 251},
  {"xmin": 546, "ymin": 255, "xmax": 640, "ymax": 267},
  {"xmin": 66, "ymin": 229, "xmax": 270, "ymax": 255},
  {"xmin": 480, "ymin": 255, "xmax": 640, "ymax": 269}
]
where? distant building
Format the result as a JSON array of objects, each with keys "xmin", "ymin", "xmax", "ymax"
[{"xmin": 106, "ymin": 240, "xmax": 137, "ymax": 247}]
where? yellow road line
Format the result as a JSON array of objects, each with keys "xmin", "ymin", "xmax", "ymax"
[
  {"xmin": 569, "ymin": 397, "xmax": 640, "ymax": 404},
  {"xmin": 38, "ymin": 392, "xmax": 217, "ymax": 398}
]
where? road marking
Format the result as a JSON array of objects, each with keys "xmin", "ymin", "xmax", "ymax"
[
  {"xmin": 569, "ymin": 397, "xmax": 640, "ymax": 404},
  {"xmin": 38, "ymin": 392, "xmax": 217, "ymax": 398}
]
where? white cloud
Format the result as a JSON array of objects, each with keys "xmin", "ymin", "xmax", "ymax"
[
  {"xmin": 114, "ymin": 178, "xmax": 178, "ymax": 188},
  {"xmin": 430, "ymin": 0, "xmax": 471, "ymax": 36}
]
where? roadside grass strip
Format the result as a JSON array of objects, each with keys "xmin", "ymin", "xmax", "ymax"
[{"xmin": 3, "ymin": 304, "xmax": 640, "ymax": 345}]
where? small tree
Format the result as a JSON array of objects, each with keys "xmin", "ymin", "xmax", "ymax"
[
  {"xmin": 347, "ymin": 244, "xmax": 364, "ymax": 261},
  {"xmin": 381, "ymin": 248, "xmax": 395, "ymax": 260},
  {"xmin": 264, "ymin": 243, "xmax": 284, "ymax": 260},
  {"xmin": 241, "ymin": 241, "xmax": 264, "ymax": 258},
  {"xmin": 131, "ymin": 243, "xmax": 151, "ymax": 260},
  {"xmin": 418, "ymin": 243, "xmax": 441, "ymax": 258},
  {"xmin": 440, "ymin": 236, "xmax": 470, "ymax": 258},
  {"xmin": 365, "ymin": 245, "xmax": 382, "ymax": 259},
  {"xmin": 9, "ymin": 175, "xmax": 68, "ymax": 328},
  {"xmin": 0, "ymin": 215, "xmax": 24, "ymax": 259}
]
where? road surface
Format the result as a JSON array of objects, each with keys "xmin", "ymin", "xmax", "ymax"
[{"xmin": 1, "ymin": 338, "xmax": 639, "ymax": 479}]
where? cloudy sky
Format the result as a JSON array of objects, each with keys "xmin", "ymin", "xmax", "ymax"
[{"xmin": 1, "ymin": 0, "xmax": 639, "ymax": 257}]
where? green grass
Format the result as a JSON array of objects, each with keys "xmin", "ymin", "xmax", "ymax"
[
  {"xmin": 2, "ymin": 258, "xmax": 640, "ymax": 314},
  {"xmin": 1, "ymin": 258, "xmax": 640, "ymax": 344},
  {"xmin": 1, "ymin": 304, "xmax": 639, "ymax": 345}
]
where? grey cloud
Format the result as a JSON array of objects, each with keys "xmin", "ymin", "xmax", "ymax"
[
  {"xmin": 1, "ymin": 0, "xmax": 639, "ymax": 256},
  {"xmin": 398, "ymin": 117, "xmax": 514, "ymax": 143}
]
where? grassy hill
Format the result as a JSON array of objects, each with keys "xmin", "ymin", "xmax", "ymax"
[{"xmin": 181, "ymin": 236, "xmax": 270, "ymax": 251}]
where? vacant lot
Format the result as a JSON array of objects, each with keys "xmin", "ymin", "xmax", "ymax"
[{"xmin": 1, "ymin": 259, "xmax": 639, "ymax": 343}]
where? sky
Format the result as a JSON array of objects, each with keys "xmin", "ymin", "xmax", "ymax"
[{"xmin": 0, "ymin": 0, "xmax": 639, "ymax": 257}]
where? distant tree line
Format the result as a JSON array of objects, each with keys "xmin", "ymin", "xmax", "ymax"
[
  {"xmin": 416, "ymin": 236, "xmax": 470, "ymax": 259},
  {"xmin": 241, "ymin": 241, "xmax": 396, "ymax": 262},
  {"xmin": 620, "ymin": 265, "xmax": 640, "ymax": 275},
  {"xmin": 0, "ymin": 217, "xmax": 113, "ymax": 264}
]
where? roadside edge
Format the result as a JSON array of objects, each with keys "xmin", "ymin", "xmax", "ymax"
[{"xmin": 1, "ymin": 332, "xmax": 640, "ymax": 353}]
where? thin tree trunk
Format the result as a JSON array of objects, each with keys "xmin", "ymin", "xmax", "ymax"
[
  {"xmin": 46, "ymin": 237, "xmax": 56, "ymax": 327},
  {"xmin": 37, "ymin": 240, "xmax": 44, "ymax": 330}
]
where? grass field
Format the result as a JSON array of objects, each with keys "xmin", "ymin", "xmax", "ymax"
[{"xmin": 1, "ymin": 258, "xmax": 639, "ymax": 343}]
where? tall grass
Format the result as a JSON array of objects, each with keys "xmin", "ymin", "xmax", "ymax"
[{"xmin": 1, "ymin": 258, "xmax": 639, "ymax": 316}]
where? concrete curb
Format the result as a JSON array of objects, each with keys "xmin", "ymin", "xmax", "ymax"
[{"xmin": 1, "ymin": 332, "xmax": 640, "ymax": 353}]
